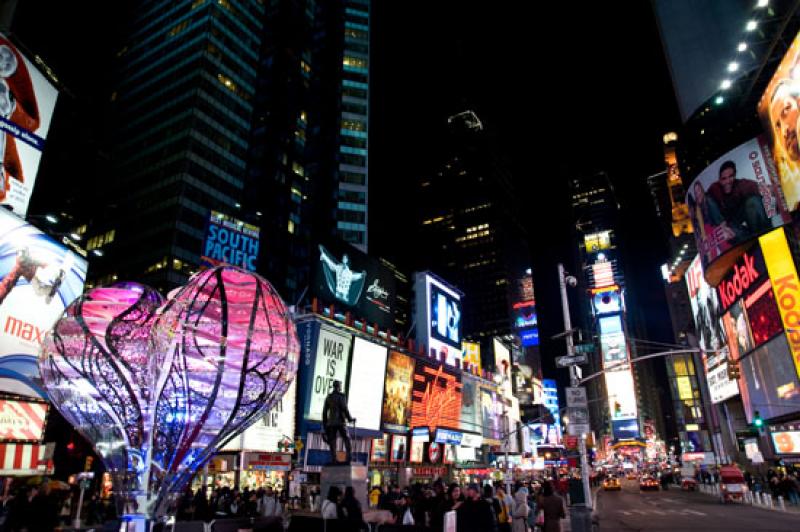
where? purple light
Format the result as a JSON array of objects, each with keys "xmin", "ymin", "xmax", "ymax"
[{"xmin": 39, "ymin": 266, "xmax": 299, "ymax": 519}]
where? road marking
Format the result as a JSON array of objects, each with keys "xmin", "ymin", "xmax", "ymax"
[
  {"xmin": 616, "ymin": 508, "xmax": 707, "ymax": 517},
  {"xmin": 681, "ymin": 509, "xmax": 706, "ymax": 516}
]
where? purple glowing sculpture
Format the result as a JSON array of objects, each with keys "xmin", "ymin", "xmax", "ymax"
[{"xmin": 39, "ymin": 266, "xmax": 299, "ymax": 519}]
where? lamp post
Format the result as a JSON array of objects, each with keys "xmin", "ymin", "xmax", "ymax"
[{"xmin": 558, "ymin": 263, "xmax": 593, "ymax": 529}]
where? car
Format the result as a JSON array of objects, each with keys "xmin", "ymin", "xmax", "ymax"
[
  {"xmin": 639, "ymin": 476, "xmax": 660, "ymax": 491},
  {"xmin": 603, "ymin": 476, "xmax": 622, "ymax": 491},
  {"xmin": 626, "ymin": 472, "xmax": 638, "ymax": 481}
]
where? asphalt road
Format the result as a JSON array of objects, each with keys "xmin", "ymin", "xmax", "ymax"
[{"xmin": 594, "ymin": 478, "xmax": 799, "ymax": 531}]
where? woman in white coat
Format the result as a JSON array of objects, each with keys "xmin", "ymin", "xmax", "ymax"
[{"xmin": 512, "ymin": 488, "xmax": 530, "ymax": 532}]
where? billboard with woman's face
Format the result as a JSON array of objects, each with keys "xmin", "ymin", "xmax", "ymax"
[{"xmin": 685, "ymin": 137, "xmax": 789, "ymax": 281}]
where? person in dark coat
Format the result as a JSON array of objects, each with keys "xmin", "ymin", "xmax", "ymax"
[
  {"xmin": 341, "ymin": 486, "xmax": 366, "ymax": 531},
  {"xmin": 456, "ymin": 483, "xmax": 497, "ymax": 532},
  {"xmin": 536, "ymin": 481, "xmax": 565, "ymax": 532}
]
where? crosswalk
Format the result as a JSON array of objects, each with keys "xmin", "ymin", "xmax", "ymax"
[{"xmin": 617, "ymin": 508, "xmax": 707, "ymax": 517}]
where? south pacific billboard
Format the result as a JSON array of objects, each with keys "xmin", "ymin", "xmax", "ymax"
[
  {"xmin": 200, "ymin": 211, "xmax": 260, "ymax": 271},
  {"xmin": 382, "ymin": 351, "xmax": 415, "ymax": 433},
  {"xmin": 0, "ymin": 33, "xmax": 59, "ymax": 217},
  {"xmin": 0, "ymin": 208, "xmax": 87, "ymax": 398},
  {"xmin": 685, "ymin": 136, "xmax": 789, "ymax": 284}
]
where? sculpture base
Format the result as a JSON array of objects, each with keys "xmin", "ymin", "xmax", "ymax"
[{"xmin": 320, "ymin": 463, "xmax": 368, "ymax": 510}]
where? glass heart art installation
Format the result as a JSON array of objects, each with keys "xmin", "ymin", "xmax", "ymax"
[{"xmin": 39, "ymin": 266, "xmax": 299, "ymax": 522}]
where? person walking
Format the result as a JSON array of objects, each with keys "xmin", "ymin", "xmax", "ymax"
[
  {"xmin": 494, "ymin": 486, "xmax": 512, "ymax": 532},
  {"xmin": 511, "ymin": 488, "xmax": 530, "ymax": 532},
  {"xmin": 457, "ymin": 483, "xmax": 497, "ymax": 532},
  {"xmin": 322, "ymin": 486, "xmax": 343, "ymax": 520},
  {"xmin": 535, "ymin": 481, "xmax": 565, "ymax": 532},
  {"xmin": 341, "ymin": 486, "xmax": 366, "ymax": 531}
]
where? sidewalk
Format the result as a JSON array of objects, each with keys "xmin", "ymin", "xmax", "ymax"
[{"xmin": 694, "ymin": 482, "xmax": 800, "ymax": 515}]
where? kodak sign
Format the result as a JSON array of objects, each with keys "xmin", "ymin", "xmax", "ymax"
[
  {"xmin": 759, "ymin": 228, "xmax": 800, "ymax": 380},
  {"xmin": 717, "ymin": 247, "xmax": 766, "ymax": 311}
]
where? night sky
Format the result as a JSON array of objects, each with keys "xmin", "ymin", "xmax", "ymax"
[
  {"xmin": 13, "ymin": 1, "xmax": 683, "ymax": 389},
  {"xmin": 370, "ymin": 2, "xmax": 683, "ymax": 386}
]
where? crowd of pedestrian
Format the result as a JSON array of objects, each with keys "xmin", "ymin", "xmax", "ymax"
[
  {"xmin": 324, "ymin": 478, "xmax": 567, "ymax": 532},
  {"xmin": 0, "ymin": 484, "xmax": 79, "ymax": 532},
  {"xmin": 174, "ymin": 485, "xmax": 286, "ymax": 522}
]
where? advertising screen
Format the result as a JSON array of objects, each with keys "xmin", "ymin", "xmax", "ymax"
[
  {"xmin": 410, "ymin": 361, "xmax": 462, "ymax": 431},
  {"xmin": 721, "ymin": 300, "xmax": 753, "ymax": 361},
  {"xmin": 0, "ymin": 32, "xmax": 59, "ymax": 216},
  {"xmin": 760, "ymin": 227, "xmax": 800, "ymax": 379},
  {"xmin": 226, "ymin": 380, "xmax": 296, "ymax": 452},
  {"xmin": 685, "ymin": 136, "xmax": 789, "ymax": 272},
  {"xmin": 739, "ymin": 335, "xmax": 800, "ymax": 422},
  {"xmin": 686, "ymin": 255, "xmax": 726, "ymax": 353},
  {"xmin": 593, "ymin": 288, "xmax": 622, "ymax": 316},
  {"xmin": 462, "ymin": 341, "xmax": 481, "ymax": 370},
  {"xmin": 513, "ymin": 301, "xmax": 537, "ymax": 328},
  {"xmin": 410, "ymin": 440, "xmax": 424, "ymax": 463},
  {"xmin": 770, "ymin": 422, "xmax": 800, "ymax": 454},
  {"xmin": 0, "ymin": 209, "xmax": 87, "ymax": 397},
  {"xmin": 480, "ymin": 387, "xmax": 502, "ymax": 441},
  {"xmin": 347, "ymin": 338, "xmax": 388, "ymax": 431},
  {"xmin": 612, "ymin": 419, "xmax": 640, "ymax": 441},
  {"xmin": 200, "ymin": 211, "xmax": 260, "ymax": 271},
  {"xmin": 382, "ymin": 351, "xmax": 415, "ymax": 433},
  {"xmin": 493, "ymin": 338, "xmax": 512, "ymax": 398},
  {"xmin": 315, "ymin": 239, "xmax": 397, "ymax": 329},
  {"xmin": 716, "ymin": 245, "xmax": 766, "ymax": 312},
  {"xmin": 604, "ymin": 369, "xmax": 638, "ymax": 421},
  {"xmin": 0, "ymin": 398, "xmax": 47, "ymax": 442},
  {"xmin": 758, "ymin": 29, "xmax": 800, "ymax": 213},
  {"xmin": 305, "ymin": 327, "xmax": 352, "ymax": 422},
  {"xmin": 744, "ymin": 280, "xmax": 783, "ymax": 348},
  {"xmin": 584, "ymin": 230, "xmax": 611, "ymax": 252},
  {"xmin": 599, "ymin": 314, "xmax": 627, "ymax": 369},
  {"xmin": 414, "ymin": 273, "xmax": 463, "ymax": 366},
  {"xmin": 460, "ymin": 375, "xmax": 481, "ymax": 433},
  {"xmin": 370, "ymin": 436, "xmax": 387, "ymax": 462},
  {"xmin": 390, "ymin": 434, "xmax": 407, "ymax": 462},
  {"xmin": 704, "ymin": 353, "xmax": 739, "ymax": 404},
  {"xmin": 520, "ymin": 328, "xmax": 539, "ymax": 347}
]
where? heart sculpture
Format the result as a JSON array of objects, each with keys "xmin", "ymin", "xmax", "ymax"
[{"xmin": 39, "ymin": 266, "xmax": 299, "ymax": 519}]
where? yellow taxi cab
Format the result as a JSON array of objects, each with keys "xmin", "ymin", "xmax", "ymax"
[
  {"xmin": 639, "ymin": 476, "xmax": 660, "ymax": 491},
  {"xmin": 603, "ymin": 476, "xmax": 622, "ymax": 491}
]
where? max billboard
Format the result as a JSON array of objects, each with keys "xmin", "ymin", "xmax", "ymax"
[
  {"xmin": 0, "ymin": 33, "xmax": 59, "ymax": 216},
  {"xmin": 0, "ymin": 208, "xmax": 87, "ymax": 397}
]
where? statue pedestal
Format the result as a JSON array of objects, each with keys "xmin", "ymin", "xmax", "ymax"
[{"xmin": 320, "ymin": 463, "xmax": 368, "ymax": 510}]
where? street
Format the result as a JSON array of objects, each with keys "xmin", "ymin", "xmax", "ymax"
[{"xmin": 594, "ymin": 478, "xmax": 799, "ymax": 531}]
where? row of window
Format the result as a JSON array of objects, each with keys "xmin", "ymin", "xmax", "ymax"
[{"xmin": 86, "ymin": 230, "xmax": 116, "ymax": 251}]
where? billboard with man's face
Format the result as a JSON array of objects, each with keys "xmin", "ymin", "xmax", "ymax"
[
  {"xmin": 685, "ymin": 137, "xmax": 789, "ymax": 282},
  {"xmin": 0, "ymin": 33, "xmax": 59, "ymax": 217},
  {"xmin": 758, "ymin": 30, "xmax": 800, "ymax": 213},
  {"xmin": 0, "ymin": 209, "xmax": 87, "ymax": 397}
]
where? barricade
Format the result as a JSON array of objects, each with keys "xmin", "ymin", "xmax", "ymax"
[{"xmin": 777, "ymin": 495, "xmax": 785, "ymax": 511}]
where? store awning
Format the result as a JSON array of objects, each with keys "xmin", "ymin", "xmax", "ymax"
[{"xmin": 0, "ymin": 443, "xmax": 53, "ymax": 476}]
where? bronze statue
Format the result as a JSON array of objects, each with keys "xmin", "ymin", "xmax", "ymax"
[{"xmin": 322, "ymin": 380, "xmax": 355, "ymax": 464}]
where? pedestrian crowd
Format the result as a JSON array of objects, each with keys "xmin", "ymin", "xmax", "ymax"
[{"xmin": 174, "ymin": 485, "xmax": 286, "ymax": 522}]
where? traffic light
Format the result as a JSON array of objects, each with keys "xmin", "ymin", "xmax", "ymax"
[
  {"xmin": 753, "ymin": 411, "xmax": 764, "ymax": 434},
  {"xmin": 727, "ymin": 360, "xmax": 740, "ymax": 380}
]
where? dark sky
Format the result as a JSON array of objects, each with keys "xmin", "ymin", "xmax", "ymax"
[{"xmin": 370, "ymin": 1, "xmax": 683, "ymax": 385}]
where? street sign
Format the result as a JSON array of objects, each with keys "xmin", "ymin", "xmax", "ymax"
[
  {"xmin": 565, "ymin": 435, "xmax": 579, "ymax": 449},
  {"xmin": 568, "ymin": 407, "xmax": 590, "ymax": 425},
  {"xmin": 574, "ymin": 343, "xmax": 595, "ymax": 354},
  {"xmin": 566, "ymin": 387, "xmax": 588, "ymax": 408},
  {"xmin": 556, "ymin": 354, "xmax": 587, "ymax": 367}
]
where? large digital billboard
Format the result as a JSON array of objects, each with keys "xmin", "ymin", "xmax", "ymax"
[
  {"xmin": 460, "ymin": 374, "xmax": 481, "ymax": 433},
  {"xmin": 604, "ymin": 369, "xmax": 638, "ymax": 421},
  {"xmin": 739, "ymin": 334, "xmax": 800, "ymax": 422},
  {"xmin": 200, "ymin": 211, "xmax": 260, "ymax": 271},
  {"xmin": 770, "ymin": 421, "xmax": 800, "ymax": 454},
  {"xmin": 758, "ymin": 29, "xmax": 800, "ymax": 213},
  {"xmin": 225, "ymin": 380, "xmax": 296, "ymax": 452},
  {"xmin": 716, "ymin": 245, "xmax": 767, "ymax": 312},
  {"xmin": 493, "ymin": 338, "xmax": 513, "ymax": 399},
  {"xmin": 382, "ymin": 351, "xmax": 414, "ymax": 433},
  {"xmin": 305, "ymin": 327, "xmax": 352, "ymax": 422},
  {"xmin": 744, "ymin": 280, "xmax": 783, "ymax": 348},
  {"xmin": 592, "ymin": 287, "xmax": 622, "ymax": 316},
  {"xmin": 314, "ymin": 239, "xmax": 397, "ymax": 329},
  {"xmin": 461, "ymin": 341, "xmax": 481, "ymax": 371},
  {"xmin": 409, "ymin": 361, "xmax": 462, "ymax": 431},
  {"xmin": 0, "ymin": 33, "xmax": 59, "ymax": 217},
  {"xmin": 685, "ymin": 136, "xmax": 789, "ymax": 276},
  {"xmin": 686, "ymin": 255, "xmax": 726, "ymax": 353},
  {"xmin": 704, "ymin": 352, "xmax": 739, "ymax": 404},
  {"xmin": 414, "ymin": 272, "xmax": 462, "ymax": 366},
  {"xmin": 612, "ymin": 419, "xmax": 640, "ymax": 441},
  {"xmin": 347, "ymin": 338, "xmax": 388, "ymax": 432},
  {"xmin": 598, "ymin": 314, "xmax": 627, "ymax": 369},
  {"xmin": 0, "ymin": 209, "xmax": 87, "ymax": 397},
  {"xmin": 720, "ymin": 300, "xmax": 753, "ymax": 362},
  {"xmin": 480, "ymin": 386, "xmax": 502, "ymax": 442},
  {"xmin": 760, "ymin": 227, "xmax": 800, "ymax": 379}
]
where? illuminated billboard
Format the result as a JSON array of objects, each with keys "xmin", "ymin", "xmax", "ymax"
[
  {"xmin": 0, "ymin": 33, "xmax": 59, "ymax": 217},
  {"xmin": 347, "ymin": 338, "xmax": 388, "ymax": 432},
  {"xmin": 462, "ymin": 341, "xmax": 481, "ymax": 370},
  {"xmin": 0, "ymin": 209, "xmax": 87, "ymax": 397},
  {"xmin": 480, "ymin": 386, "xmax": 502, "ymax": 442},
  {"xmin": 493, "ymin": 338, "xmax": 512, "ymax": 398},
  {"xmin": 686, "ymin": 255, "xmax": 726, "ymax": 353},
  {"xmin": 592, "ymin": 288, "xmax": 622, "ymax": 316},
  {"xmin": 409, "ymin": 361, "xmax": 462, "ymax": 431},
  {"xmin": 598, "ymin": 314, "xmax": 627, "ymax": 369},
  {"xmin": 770, "ymin": 422, "xmax": 800, "ymax": 454},
  {"xmin": 612, "ymin": 419, "xmax": 640, "ymax": 441},
  {"xmin": 414, "ymin": 272, "xmax": 462, "ymax": 366},
  {"xmin": 200, "ymin": 211, "xmax": 260, "ymax": 271},
  {"xmin": 513, "ymin": 301, "xmax": 537, "ymax": 328},
  {"xmin": 739, "ymin": 335, "xmax": 800, "ymax": 422},
  {"xmin": 604, "ymin": 369, "xmax": 638, "ymax": 421},
  {"xmin": 716, "ymin": 245, "xmax": 766, "ymax": 312},
  {"xmin": 584, "ymin": 230, "xmax": 611, "ymax": 252},
  {"xmin": 0, "ymin": 398, "xmax": 47, "ymax": 442},
  {"xmin": 704, "ymin": 352, "xmax": 739, "ymax": 404},
  {"xmin": 744, "ymin": 280, "xmax": 783, "ymax": 347},
  {"xmin": 520, "ymin": 328, "xmax": 539, "ymax": 347},
  {"xmin": 225, "ymin": 380, "xmax": 296, "ymax": 452},
  {"xmin": 314, "ymin": 239, "xmax": 397, "ymax": 329},
  {"xmin": 460, "ymin": 374, "xmax": 481, "ymax": 433},
  {"xmin": 720, "ymin": 300, "xmax": 753, "ymax": 362},
  {"xmin": 760, "ymin": 227, "xmax": 800, "ymax": 379},
  {"xmin": 685, "ymin": 136, "xmax": 789, "ymax": 275},
  {"xmin": 304, "ymin": 327, "xmax": 352, "ymax": 422},
  {"xmin": 382, "ymin": 351, "xmax": 414, "ymax": 433},
  {"xmin": 758, "ymin": 29, "xmax": 800, "ymax": 213}
]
